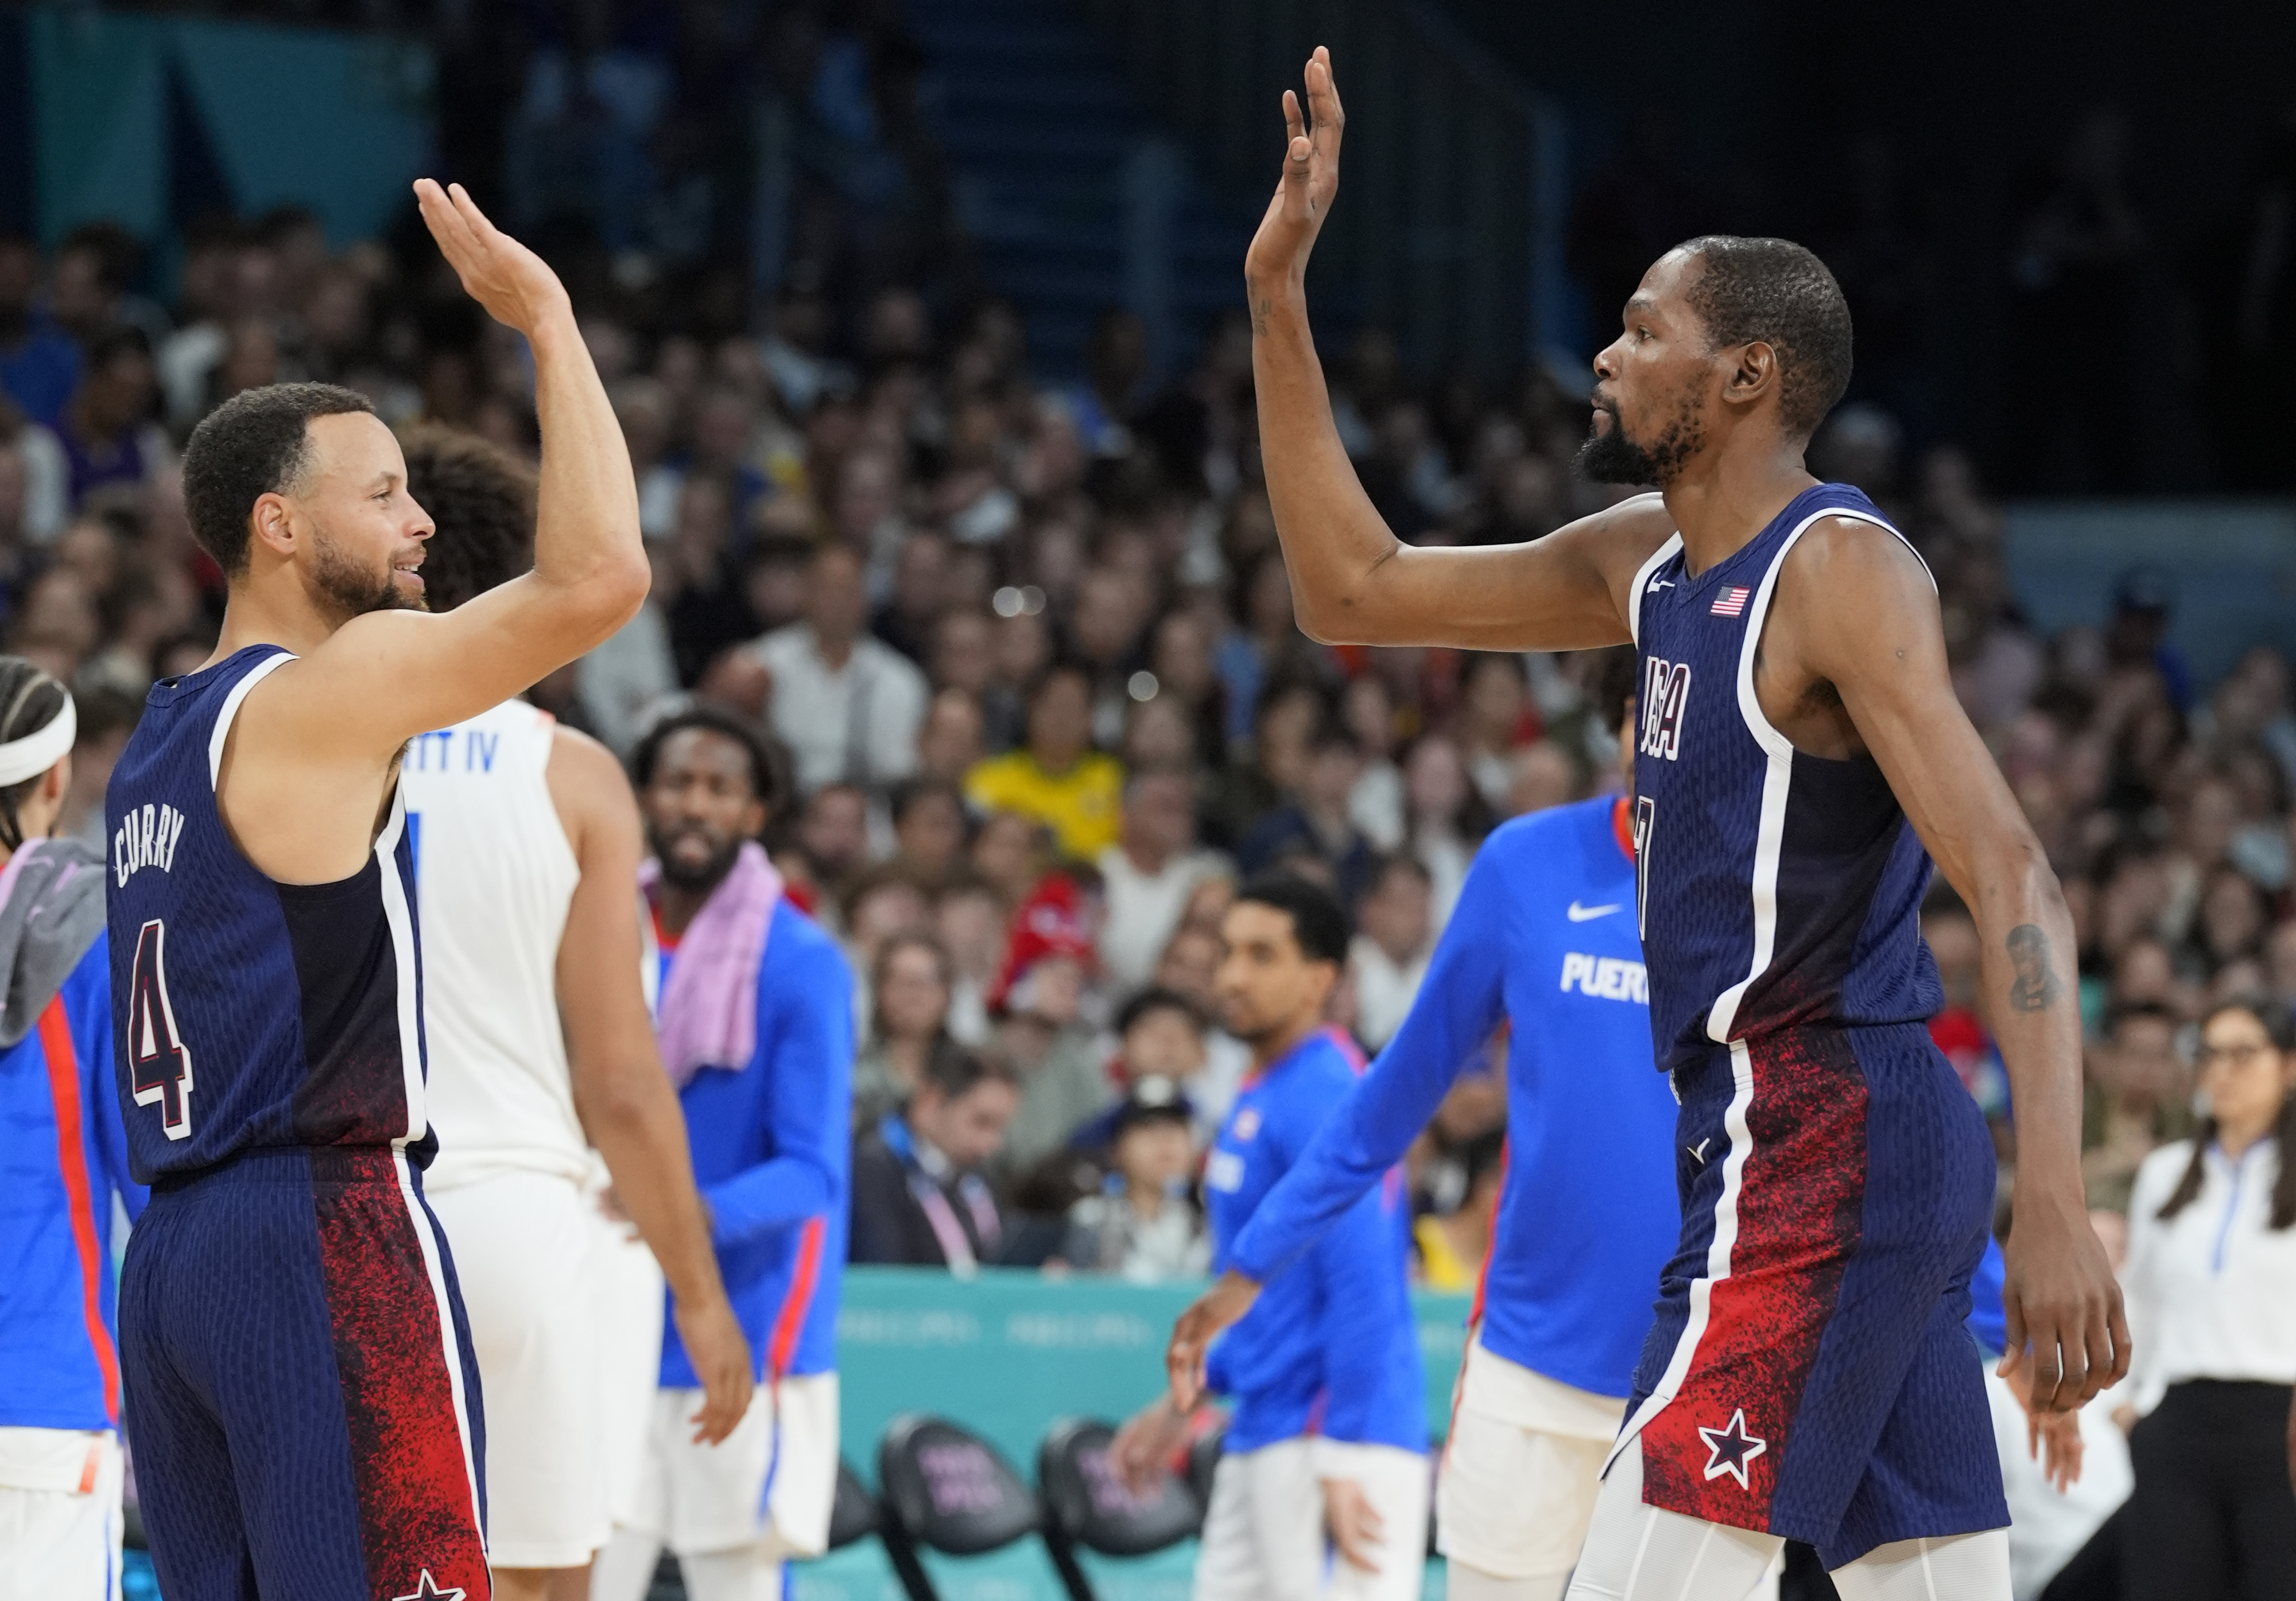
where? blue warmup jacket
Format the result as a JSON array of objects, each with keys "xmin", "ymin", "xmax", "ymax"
[
  {"xmin": 1204, "ymin": 1027, "xmax": 1423, "ymax": 1455},
  {"xmin": 657, "ymin": 897, "xmax": 852, "ymax": 1384},
  {"xmin": 1, "ymin": 933, "xmax": 144, "ymax": 1430},
  {"xmin": 1230, "ymin": 797, "xmax": 1679, "ymax": 1399}
]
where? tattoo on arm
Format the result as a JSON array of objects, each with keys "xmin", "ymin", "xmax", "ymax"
[
  {"xmin": 1251, "ymin": 295, "xmax": 1271, "ymax": 337},
  {"xmin": 2005, "ymin": 923, "xmax": 2063, "ymax": 1012}
]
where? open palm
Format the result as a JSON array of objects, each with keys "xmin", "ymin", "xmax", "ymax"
[
  {"xmin": 1246, "ymin": 46, "xmax": 1346, "ymax": 292},
  {"xmin": 413, "ymin": 178, "xmax": 571, "ymax": 337}
]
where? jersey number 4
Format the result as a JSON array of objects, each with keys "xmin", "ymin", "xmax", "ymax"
[{"xmin": 129, "ymin": 919, "xmax": 195, "ymax": 1140}]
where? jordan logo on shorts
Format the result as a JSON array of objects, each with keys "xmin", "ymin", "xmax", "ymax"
[
  {"xmin": 391, "ymin": 1573, "xmax": 465, "ymax": 1601},
  {"xmin": 1697, "ymin": 1409, "xmax": 1767, "ymax": 1489}
]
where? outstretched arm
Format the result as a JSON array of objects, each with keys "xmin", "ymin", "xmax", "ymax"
[
  {"xmin": 1788, "ymin": 520, "xmax": 2127, "ymax": 1415},
  {"xmin": 250, "ymin": 184, "xmax": 649, "ymax": 756},
  {"xmin": 1245, "ymin": 48, "xmax": 1665, "ymax": 650},
  {"xmin": 550, "ymin": 728, "xmax": 753, "ymax": 1445}
]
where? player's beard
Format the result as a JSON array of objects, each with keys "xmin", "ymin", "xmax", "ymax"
[
  {"xmin": 1574, "ymin": 393, "xmax": 1706, "ymax": 488},
  {"xmin": 649, "ymin": 823, "xmax": 743, "ymax": 893},
  {"xmin": 308, "ymin": 529, "xmax": 426, "ymax": 624}
]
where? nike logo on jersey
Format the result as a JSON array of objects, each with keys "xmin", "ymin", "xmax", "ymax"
[
  {"xmin": 1566, "ymin": 900, "xmax": 1622, "ymax": 922},
  {"xmin": 1558, "ymin": 953, "xmax": 1649, "ymax": 1004},
  {"xmin": 113, "ymin": 801, "xmax": 188, "ymax": 887},
  {"xmin": 1646, "ymin": 578, "xmax": 1674, "ymax": 592}
]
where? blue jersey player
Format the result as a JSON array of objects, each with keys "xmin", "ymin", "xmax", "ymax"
[
  {"xmin": 1115, "ymin": 875, "xmax": 1426, "ymax": 1601},
  {"xmin": 592, "ymin": 709, "xmax": 856, "ymax": 1601},
  {"xmin": 0, "ymin": 664, "xmax": 143, "ymax": 1599},
  {"xmin": 1233, "ymin": 50, "xmax": 2124, "ymax": 1598},
  {"xmin": 106, "ymin": 182, "xmax": 651, "ymax": 1601},
  {"xmin": 1169, "ymin": 665, "xmax": 1680, "ymax": 1601}
]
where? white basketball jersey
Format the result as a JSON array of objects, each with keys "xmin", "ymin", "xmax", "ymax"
[{"xmin": 401, "ymin": 698, "xmax": 587, "ymax": 1187}]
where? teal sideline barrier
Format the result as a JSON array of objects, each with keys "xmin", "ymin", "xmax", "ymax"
[{"xmin": 794, "ymin": 1268, "xmax": 1472, "ymax": 1601}]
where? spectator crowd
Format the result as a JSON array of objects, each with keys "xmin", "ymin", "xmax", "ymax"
[{"xmin": 2, "ymin": 193, "xmax": 2294, "ymax": 1305}]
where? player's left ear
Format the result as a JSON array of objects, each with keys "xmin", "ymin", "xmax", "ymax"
[{"xmin": 1721, "ymin": 340, "xmax": 1780, "ymax": 412}]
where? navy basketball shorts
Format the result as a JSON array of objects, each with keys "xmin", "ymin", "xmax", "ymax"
[
  {"xmin": 120, "ymin": 1147, "xmax": 490, "ymax": 1601},
  {"xmin": 1610, "ymin": 1022, "xmax": 2008, "ymax": 1569}
]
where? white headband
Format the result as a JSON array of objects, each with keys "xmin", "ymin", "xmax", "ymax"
[{"xmin": 0, "ymin": 697, "xmax": 76, "ymax": 787}]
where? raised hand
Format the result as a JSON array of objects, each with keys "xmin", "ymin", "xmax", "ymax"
[
  {"xmin": 1245, "ymin": 46, "xmax": 1346, "ymax": 293},
  {"xmin": 413, "ymin": 178, "xmax": 572, "ymax": 337}
]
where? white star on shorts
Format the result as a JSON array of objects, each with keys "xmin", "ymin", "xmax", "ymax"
[
  {"xmin": 1697, "ymin": 1408, "xmax": 1768, "ymax": 1489},
  {"xmin": 391, "ymin": 1572, "xmax": 465, "ymax": 1601}
]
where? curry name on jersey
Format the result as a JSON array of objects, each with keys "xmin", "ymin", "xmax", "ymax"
[{"xmin": 106, "ymin": 646, "xmax": 430, "ymax": 1182}]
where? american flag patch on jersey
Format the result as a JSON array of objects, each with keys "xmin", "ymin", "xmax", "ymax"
[{"xmin": 1711, "ymin": 586, "xmax": 1751, "ymax": 617}]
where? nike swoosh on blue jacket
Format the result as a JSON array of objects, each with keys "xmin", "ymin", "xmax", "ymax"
[{"xmin": 1228, "ymin": 795, "xmax": 1681, "ymax": 1399}]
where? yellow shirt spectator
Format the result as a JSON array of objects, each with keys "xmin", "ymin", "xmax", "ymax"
[
  {"xmin": 966, "ymin": 749, "xmax": 1124, "ymax": 860},
  {"xmin": 967, "ymin": 665, "xmax": 1126, "ymax": 860}
]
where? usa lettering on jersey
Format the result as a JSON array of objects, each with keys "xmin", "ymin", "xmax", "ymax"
[
  {"xmin": 1559, "ymin": 952, "xmax": 1649, "ymax": 1004},
  {"xmin": 113, "ymin": 802, "xmax": 188, "ymax": 887},
  {"xmin": 1639, "ymin": 658, "xmax": 1690, "ymax": 761}
]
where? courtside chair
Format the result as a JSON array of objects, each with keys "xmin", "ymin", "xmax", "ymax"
[
  {"xmin": 828, "ymin": 1455, "xmax": 883, "ymax": 1551},
  {"xmin": 1035, "ymin": 1417, "xmax": 1205, "ymax": 1601},
  {"xmin": 1185, "ymin": 1421, "xmax": 1224, "ymax": 1514},
  {"xmin": 875, "ymin": 1413, "xmax": 1044, "ymax": 1601}
]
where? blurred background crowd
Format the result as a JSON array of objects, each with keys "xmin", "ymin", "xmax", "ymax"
[{"xmin": 3, "ymin": 0, "xmax": 2293, "ymax": 1296}]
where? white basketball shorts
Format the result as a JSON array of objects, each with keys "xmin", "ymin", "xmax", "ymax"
[
  {"xmin": 0, "ymin": 1427, "xmax": 123, "ymax": 1601},
  {"xmin": 426, "ymin": 1168, "xmax": 612, "ymax": 1569},
  {"xmin": 617, "ymin": 1373, "xmax": 841, "ymax": 1559},
  {"xmin": 1436, "ymin": 1337, "xmax": 1629, "ymax": 1581},
  {"xmin": 1193, "ymin": 1435, "xmax": 1429, "ymax": 1601},
  {"xmin": 587, "ymin": 1168, "xmax": 669, "ymax": 1530}
]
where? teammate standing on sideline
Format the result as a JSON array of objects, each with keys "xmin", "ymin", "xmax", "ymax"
[
  {"xmin": 1115, "ymin": 875, "xmax": 1426, "ymax": 1601},
  {"xmin": 1232, "ymin": 51, "xmax": 2124, "ymax": 1597},
  {"xmin": 0, "ymin": 666, "xmax": 139, "ymax": 1600},
  {"xmin": 107, "ymin": 181, "xmax": 649, "ymax": 1601},
  {"xmin": 592, "ymin": 709, "xmax": 854, "ymax": 1601},
  {"xmin": 396, "ymin": 426, "xmax": 753, "ymax": 1601},
  {"xmin": 1168, "ymin": 656, "xmax": 1679, "ymax": 1601}
]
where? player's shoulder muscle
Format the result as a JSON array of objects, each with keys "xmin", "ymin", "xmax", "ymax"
[
  {"xmin": 545, "ymin": 722, "xmax": 639, "ymax": 865},
  {"xmin": 1776, "ymin": 514, "xmax": 1943, "ymax": 674}
]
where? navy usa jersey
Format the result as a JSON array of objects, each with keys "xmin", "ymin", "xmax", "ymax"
[
  {"xmin": 106, "ymin": 646, "xmax": 430, "ymax": 1182},
  {"xmin": 1627, "ymin": 481, "xmax": 1942, "ymax": 1076}
]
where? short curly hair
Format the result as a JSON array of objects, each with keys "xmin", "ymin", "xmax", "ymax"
[
  {"xmin": 397, "ymin": 423, "xmax": 536, "ymax": 613},
  {"xmin": 1677, "ymin": 236, "xmax": 1854, "ymax": 438},
  {"xmin": 180, "ymin": 383, "xmax": 375, "ymax": 574}
]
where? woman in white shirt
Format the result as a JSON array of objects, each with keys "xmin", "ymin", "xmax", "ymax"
[{"xmin": 2120, "ymin": 997, "xmax": 2296, "ymax": 1601}]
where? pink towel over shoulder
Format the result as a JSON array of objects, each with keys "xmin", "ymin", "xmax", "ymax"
[{"xmin": 639, "ymin": 840, "xmax": 784, "ymax": 1088}]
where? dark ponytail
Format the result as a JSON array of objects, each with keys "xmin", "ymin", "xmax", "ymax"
[
  {"xmin": 2162, "ymin": 998, "xmax": 2296, "ymax": 1231},
  {"xmin": 0, "ymin": 660, "xmax": 71, "ymax": 852}
]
